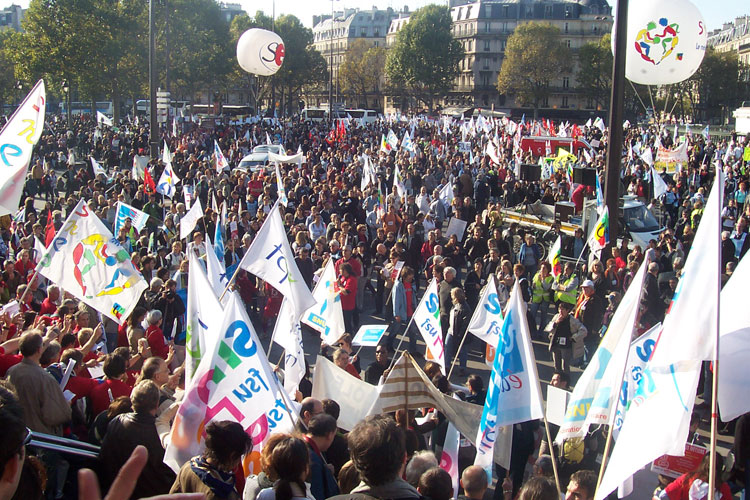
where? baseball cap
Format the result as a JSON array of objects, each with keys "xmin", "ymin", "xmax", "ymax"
[{"xmin": 581, "ymin": 279, "xmax": 595, "ymax": 288}]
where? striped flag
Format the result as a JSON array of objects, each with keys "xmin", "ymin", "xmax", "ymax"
[
  {"xmin": 549, "ymin": 236, "xmax": 562, "ymax": 276},
  {"xmin": 588, "ymin": 206, "xmax": 609, "ymax": 253}
]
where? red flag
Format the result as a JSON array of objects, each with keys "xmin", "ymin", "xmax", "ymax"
[
  {"xmin": 325, "ymin": 128, "xmax": 336, "ymax": 145},
  {"xmin": 337, "ymin": 119, "xmax": 346, "ymax": 141},
  {"xmin": 144, "ymin": 168, "xmax": 156, "ymax": 194},
  {"xmin": 44, "ymin": 209, "xmax": 55, "ymax": 247}
]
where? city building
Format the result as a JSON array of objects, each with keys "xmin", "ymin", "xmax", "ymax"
[
  {"xmin": 219, "ymin": 2, "xmax": 245, "ymax": 24},
  {"xmin": 707, "ymin": 16, "xmax": 750, "ymax": 81},
  {"xmin": 0, "ymin": 4, "xmax": 24, "ymax": 32},
  {"xmin": 383, "ymin": 0, "xmax": 612, "ymax": 117},
  {"xmin": 310, "ymin": 7, "xmax": 398, "ymax": 109}
]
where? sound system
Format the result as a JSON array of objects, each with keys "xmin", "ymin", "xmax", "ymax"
[
  {"xmin": 520, "ymin": 163, "xmax": 541, "ymax": 181},
  {"xmin": 555, "ymin": 201, "xmax": 576, "ymax": 222},
  {"xmin": 573, "ymin": 167, "xmax": 597, "ymax": 187}
]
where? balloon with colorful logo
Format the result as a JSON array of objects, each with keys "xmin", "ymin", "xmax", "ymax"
[
  {"xmin": 236, "ymin": 28, "xmax": 285, "ymax": 76},
  {"xmin": 613, "ymin": 0, "xmax": 706, "ymax": 85}
]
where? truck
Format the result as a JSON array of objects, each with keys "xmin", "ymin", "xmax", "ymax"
[{"xmin": 500, "ymin": 196, "xmax": 663, "ymax": 251}]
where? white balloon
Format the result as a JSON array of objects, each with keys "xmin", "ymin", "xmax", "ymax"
[
  {"xmin": 236, "ymin": 28, "xmax": 285, "ymax": 76},
  {"xmin": 613, "ymin": 0, "xmax": 707, "ymax": 85}
]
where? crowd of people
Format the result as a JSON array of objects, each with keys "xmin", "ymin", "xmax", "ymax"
[{"xmin": 0, "ymin": 109, "xmax": 748, "ymax": 500}]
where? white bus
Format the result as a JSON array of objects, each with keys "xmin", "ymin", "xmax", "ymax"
[
  {"xmin": 301, "ymin": 107, "xmax": 327, "ymax": 122},
  {"xmin": 59, "ymin": 101, "xmax": 114, "ymax": 116},
  {"xmin": 345, "ymin": 108, "xmax": 378, "ymax": 124},
  {"xmin": 135, "ymin": 99, "xmax": 190, "ymax": 115}
]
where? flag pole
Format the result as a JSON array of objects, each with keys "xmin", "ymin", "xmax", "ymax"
[
  {"xmin": 541, "ymin": 416, "xmax": 563, "ymax": 496},
  {"xmin": 386, "ymin": 314, "xmax": 417, "ymax": 373},
  {"xmin": 707, "ymin": 169, "xmax": 722, "ymax": 500},
  {"xmin": 446, "ymin": 332, "xmax": 470, "ymax": 380}
]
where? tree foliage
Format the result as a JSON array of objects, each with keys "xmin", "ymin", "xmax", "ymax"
[
  {"xmin": 497, "ymin": 22, "xmax": 571, "ymax": 118},
  {"xmin": 685, "ymin": 48, "xmax": 747, "ymax": 122},
  {"xmin": 339, "ymin": 39, "xmax": 386, "ymax": 110},
  {"xmin": 385, "ymin": 4, "xmax": 463, "ymax": 111},
  {"xmin": 578, "ymin": 33, "xmax": 613, "ymax": 112}
]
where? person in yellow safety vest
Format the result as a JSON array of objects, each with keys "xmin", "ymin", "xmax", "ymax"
[
  {"xmin": 530, "ymin": 261, "xmax": 555, "ymax": 338},
  {"xmin": 554, "ymin": 261, "xmax": 579, "ymax": 306}
]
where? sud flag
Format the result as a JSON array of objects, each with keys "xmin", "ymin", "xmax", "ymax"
[
  {"xmin": 36, "ymin": 200, "xmax": 147, "ymax": 324},
  {"xmin": 412, "ymin": 279, "xmax": 445, "ymax": 373},
  {"xmin": 548, "ymin": 236, "xmax": 562, "ymax": 276},
  {"xmin": 164, "ymin": 293, "xmax": 295, "ymax": 473},
  {"xmin": 588, "ymin": 206, "xmax": 609, "ymax": 253}
]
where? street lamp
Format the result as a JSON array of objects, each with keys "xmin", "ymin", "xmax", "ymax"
[{"xmin": 61, "ymin": 79, "xmax": 71, "ymax": 127}]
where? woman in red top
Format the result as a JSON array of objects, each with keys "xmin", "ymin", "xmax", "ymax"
[
  {"xmin": 336, "ymin": 263, "xmax": 357, "ymax": 334},
  {"xmin": 145, "ymin": 310, "xmax": 170, "ymax": 360},
  {"xmin": 655, "ymin": 453, "xmax": 731, "ymax": 500}
]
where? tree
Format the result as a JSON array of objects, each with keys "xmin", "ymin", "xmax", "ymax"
[
  {"xmin": 385, "ymin": 4, "xmax": 463, "ymax": 111},
  {"xmin": 686, "ymin": 48, "xmax": 745, "ymax": 123},
  {"xmin": 578, "ymin": 33, "xmax": 613, "ymax": 112},
  {"xmin": 0, "ymin": 30, "xmax": 21, "ymax": 112},
  {"xmin": 497, "ymin": 22, "xmax": 571, "ymax": 119},
  {"xmin": 339, "ymin": 39, "xmax": 386, "ymax": 110}
]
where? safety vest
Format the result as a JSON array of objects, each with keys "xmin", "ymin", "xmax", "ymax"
[
  {"xmin": 532, "ymin": 273, "xmax": 554, "ymax": 303},
  {"xmin": 555, "ymin": 275, "xmax": 578, "ymax": 305}
]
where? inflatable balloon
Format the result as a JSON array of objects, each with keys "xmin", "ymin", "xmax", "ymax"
[
  {"xmin": 236, "ymin": 29, "xmax": 285, "ymax": 76},
  {"xmin": 613, "ymin": 0, "xmax": 706, "ymax": 85}
]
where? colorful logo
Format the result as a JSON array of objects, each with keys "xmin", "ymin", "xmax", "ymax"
[{"xmin": 635, "ymin": 18, "xmax": 681, "ymax": 65}]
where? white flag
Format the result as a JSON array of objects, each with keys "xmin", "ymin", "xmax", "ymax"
[
  {"xmin": 238, "ymin": 205, "xmax": 316, "ymax": 321},
  {"xmin": 132, "ymin": 155, "xmax": 149, "ymax": 181},
  {"xmin": 162, "ymin": 141, "xmax": 172, "ymax": 164},
  {"xmin": 156, "ymin": 162, "xmax": 180, "ymax": 198},
  {"xmin": 164, "ymin": 293, "xmax": 295, "ymax": 473},
  {"xmin": 37, "ymin": 200, "xmax": 147, "ymax": 324},
  {"xmin": 0, "ymin": 80, "xmax": 45, "ymax": 215},
  {"xmin": 96, "ymin": 110, "xmax": 113, "ymax": 127},
  {"xmin": 90, "ymin": 157, "xmax": 107, "ymax": 178},
  {"xmin": 273, "ymin": 298, "xmax": 306, "ymax": 396},
  {"xmin": 438, "ymin": 182, "xmax": 454, "ymax": 209},
  {"xmin": 205, "ymin": 235, "xmax": 229, "ymax": 301},
  {"xmin": 412, "ymin": 279, "xmax": 445, "ymax": 373},
  {"xmin": 387, "ymin": 129, "xmax": 399, "ymax": 150},
  {"xmin": 555, "ymin": 257, "xmax": 648, "ymax": 443},
  {"xmin": 214, "ymin": 140, "xmax": 229, "ymax": 172},
  {"xmin": 393, "ymin": 163, "xmax": 407, "ymax": 200},
  {"xmin": 301, "ymin": 259, "xmax": 346, "ymax": 345},
  {"xmin": 467, "ymin": 277, "xmax": 503, "ymax": 344},
  {"xmin": 640, "ymin": 147, "xmax": 654, "ymax": 166},
  {"xmin": 649, "ymin": 171, "xmax": 721, "ymax": 367},
  {"xmin": 275, "ymin": 163, "xmax": 288, "ymax": 206},
  {"xmin": 179, "ymin": 197, "xmax": 203, "ymax": 240},
  {"xmin": 718, "ymin": 251, "xmax": 750, "ymax": 421},
  {"xmin": 114, "ymin": 201, "xmax": 149, "ymax": 236},
  {"xmin": 185, "ymin": 250, "xmax": 223, "ymax": 383},
  {"xmin": 439, "ymin": 420, "xmax": 461, "ymax": 500},
  {"xmin": 651, "ymin": 166, "xmax": 668, "ymax": 199}
]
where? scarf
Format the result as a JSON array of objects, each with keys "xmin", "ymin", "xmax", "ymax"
[{"xmin": 189, "ymin": 456, "xmax": 236, "ymax": 498}]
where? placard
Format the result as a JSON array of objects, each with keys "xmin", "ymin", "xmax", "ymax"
[
  {"xmin": 445, "ymin": 217, "xmax": 468, "ymax": 242},
  {"xmin": 352, "ymin": 324, "xmax": 389, "ymax": 347},
  {"xmin": 546, "ymin": 385, "xmax": 572, "ymax": 426},
  {"xmin": 651, "ymin": 443, "xmax": 707, "ymax": 479}
]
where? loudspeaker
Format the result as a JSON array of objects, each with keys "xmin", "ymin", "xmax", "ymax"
[
  {"xmin": 520, "ymin": 163, "xmax": 541, "ymax": 181},
  {"xmin": 573, "ymin": 167, "xmax": 597, "ymax": 187}
]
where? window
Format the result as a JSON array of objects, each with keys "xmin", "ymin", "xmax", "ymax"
[
  {"xmin": 564, "ymin": 22, "xmax": 569, "ymax": 33},
  {"xmin": 485, "ymin": 5, "xmax": 491, "ymax": 17},
  {"xmin": 502, "ymin": 22, "xmax": 508, "ymax": 33},
  {"xmin": 566, "ymin": 39, "xmax": 571, "ymax": 48},
  {"xmin": 562, "ymin": 96, "xmax": 569, "ymax": 108},
  {"xmin": 485, "ymin": 22, "xmax": 490, "ymax": 33},
  {"xmin": 481, "ymin": 74, "xmax": 490, "ymax": 86},
  {"xmin": 466, "ymin": 6, "xmax": 472, "ymax": 19},
  {"xmin": 525, "ymin": 6, "xmax": 533, "ymax": 18},
  {"xmin": 500, "ymin": 40, "xmax": 506, "ymax": 51},
  {"xmin": 374, "ymin": 40, "xmax": 379, "ymax": 47},
  {"xmin": 503, "ymin": 5, "xmax": 509, "ymax": 18},
  {"xmin": 374, "ymin": 27, "xmax": 379, "ymax": 37},
  {"xmin": 542, "ymin": 96, "xmax": 549, "ymax": 107},
  {"xmin": 483, "ymin": 57, "xmax": 490, "ymax": 69},
  {"xmin": 545, "ymin": 5, "xmax": 553, "ymax": 18},
  {"xmin": 360, "ymin": 27, "xmax": 367, "ymax": 37},
  {"xmin": 484, "ymin": 40, "xmax": 490, "ymax": 51},
  {"xmin": 562, "ymin": 76, "xmax": 570, "ymax": 88}
]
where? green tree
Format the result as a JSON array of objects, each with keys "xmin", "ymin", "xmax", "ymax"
[
  {"xmin": 385, "ymin": 4, "xmax": 463, "ymax": 111},
  {"xmin": 578, "ymin": 33, "xmax": 613, "ymax": 112},
  {"xmin": 270, "ymin": 15, "xmax": 327, "ymax": 116},
  {"xmin": 686, "ymin": 48, "xmax": 744, "ymax": 123},
  {"xmin": 497, "ymin": 22, "xmax": 571, "ymax": 119},
  {"xmin": 339, "ymin": 39, "xmax": 386, "ymax": 110},
  {"xmin": 0, "ymin": 30, "xmax": 22, "ymax": 112}
]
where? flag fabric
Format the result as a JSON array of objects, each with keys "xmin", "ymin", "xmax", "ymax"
[
  {"xmin": 718, "ymin": 250, "xmax": 750, "ymax": 421},
  {"xmin": 37, "ymin": 200, "xmax": 147, "ymax": 324},
  {"xmin": 266, "ymin": 132, "xmax": 273, "ymax": 145},
  {"xmin": 213, "ymin": 210, "xmax": 225, "ymax": 263},
  {"xmin": 387, "ymin": 129, "xmax": 399, "ymax": 151},
  {"xmin": 33, "ymin": 236, "xmax": 46, "ymax": 264},
  {"xmin": 132, "ymin": 155, "xmax": 149, "ymax": 181},
  {"xmin": 640, "ymin": 147, "xmax": 654, "ymax": 167},
  {"xmin": 185, "ymin": 251, "xmax": 223, "ymax": 382},
  {"xmin": 588, "ymin": 206, "xmax": 609, "ymax": 253},
  {"xmin": 96, "ymin": 111, "xmax": 112, "ymax": 127},
  {"xmin": 114, "ymin": 202, "xmax": 149, "ymax": 236},
  {"xmin": 555, "ymin": 257, "xmax": 649, "ymax": 443},
  {"xmin": 162, "ymin": 141, "xmax": 172, "ymax": 164},
  {"xmin": 474, "ymin": 283, "xmax": 544, "ymax": 479},
  {"xmin": 549, "ymin": 236, "xmax": 562, "ymax": 276},
  {"xmin": 402, "ymin": 130, "xmax": 415, "ymax": 153},
  {"xmin": 393, "ymin": 163, "xmax": 407, "ymax": 200},
  {"xmin": 143, "ymin": 168, "xmax": 156, "ymax": 194},
  {"xmin": 412, "ymin": 279, "xmax": 446, "ymax": 373},
  {"xmin": 205, "ymin": 235, "xmax": 228, "ymax": 299},
  {"xmin": 44, "ymin": 209, "xmax": 55, "ymax": 247},
  {"xmin": 0, "ymin": 80, "xmax": 45, "ymax": 215},
  {"xmin": 701, "ymin": 125, "xmax": 710, "ymax": 140},
  {"xmin": 440, "ymin": 419, "xmax": 461, "ymax": 500},
  {"xmin": 438, "ymin": 182, "xmax": 454, "ymax": 209},
  {"xmin": 214, "ymin": 140, "xmax": 229, "ymax": 172},
  {"xmin": 238, "ymin": 205, "xmax": 316, "ymax": 321},
  {"xmin": 275, "ymin": 163, "xmax": 288, "ymax": 206},
  {"xmin": 272, "ymin": 298, "xmax": 306, "ymax": 396},
  {"xmin": 179, "ymin": 197, "xmax": 203, "ymax": 240},
  {"xmin": 467, "ymin": 277, "xmax": 503, "ymax": 345},
  {"xmin": 91, "ymin": 157, "xmax": 107, "ymax": 178},
  {"xmin": 301, "ymin": 259, "xmax": 346, "ymax": 346},
  {"xmin": 156, "ymin": 162, "xmax": 180, "ymax": 198},
  {"xmin": 649, "ymin": 171, "xmax": 721, "ymax": 367},
  {"xmin": 380, "ymin": 134, "xmax": 390, "ymax": 153},
  {"xmin": 360, "ymin": 156, "xmax": 375, "ymax": 190},
  {"xmin": 164, "ymin": 293, "xmax": 295, "ymax": 473},
  {"xmin": 651, "ymin": 166, "xmax": 668, "ymax": 199}
]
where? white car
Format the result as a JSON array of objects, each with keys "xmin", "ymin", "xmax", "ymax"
[{"xmin": 237, "ymin": 144, "xmax": 286, "ymax": 172}]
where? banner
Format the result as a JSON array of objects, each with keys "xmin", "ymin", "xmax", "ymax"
[
  {"xmin": 132, "ymin": 155, "xmax": 149, "ymax": 181},
  {"xmin": 654, "ymin": 140, "xmax": 689, "ymax": 174},
  {"xmin": 268, "ymin": 151, "xmax": 303, "ymax": 166},
  {"xmin": 238, "ymin": 205, "xmax": 316, "ymax": 322},
  {"xmin": 164, "ymin": 293, "xmax": 295, "ymax": 474},
  {"xmin": 474, "ymin": 283, "xmax": 543, "ymax": 479},
  {"xmin": 445, "ymin": 218, "xmax": 468, "ymax": 242},
  {"xmin": 185, "ymin": 251, "xmax": 223, "ymax": 382},
  {"xmin": 412, "ymin": 279, "xmax": 445, "ymax": 373},
  {"xmin": 438, "ymin": 182, "xmax": 454, "ymax": 209},
  {"xmin": 179, "ymin": 198, "xmax": 203, "ymax": 240},
  {"xmin": 651, "ymin": 166, "xmax": 669, "ymax": 199},
  {"xmin": 96, "ymin": 110, "xmax": 112, "ymax": 127},
  {"xmin": 0, "ymin": 80, "xmax": 46, "ymax": 215},
  {"xmin": 37, "ymin": 200, "xmax": 147, "ymax": 324},
  {"xmin": 301, "ymin": 258, "xmax": 346, "ymax": 345},
  {"xmin": 114, "ymin": 202, "xmax": 149, "ymax": 236}
]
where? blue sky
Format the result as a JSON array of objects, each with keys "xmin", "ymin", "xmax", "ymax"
[{"xmin": 1, "ymin": 0, "xmax": 746, "ymax": 32}]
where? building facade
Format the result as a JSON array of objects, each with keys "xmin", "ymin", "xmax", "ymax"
[
  {"xmin": 383, "ymin": 0, "xmax": 612, "ymax": 117},
  {"xmin": 0, "ymin": 4, "xmax": 24, "ymax": 32},
  {"xmin": 707, "ymin": 16, "xmax": 750, "ymax": 82},
  {"xmin": 310, "ymin": 7, "xmax": 398, "ymax": 109}
]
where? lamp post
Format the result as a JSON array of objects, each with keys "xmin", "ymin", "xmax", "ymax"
[
  {"xmin": 328, "ymin": 0, "xmax": 334, "ymax": 126},
  {"xmin": 148, "ymin": 0, "xmax": 159, "ymax": 160},
  {"xmin": 61, "ymin": 79, "xmax": 71, "ymax": 128}
]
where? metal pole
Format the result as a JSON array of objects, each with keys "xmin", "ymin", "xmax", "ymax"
[
  {"xmin": 66, "ymin": 88, "xmax": 71, "ymax": 129},
  {"xmin": 603, "ymin": 0, "xmax": 628, "ymax": 253},
  {"xmin": 149, "ymin": 0, "xmax": 159, "ymax": 160},
  {"xmin": 329, "ymin": 0, "xmax": 334, "ymax": 126},
  {"xmin": 707, "ymin": 168, "xmax": 722, "ymax": 500}
]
